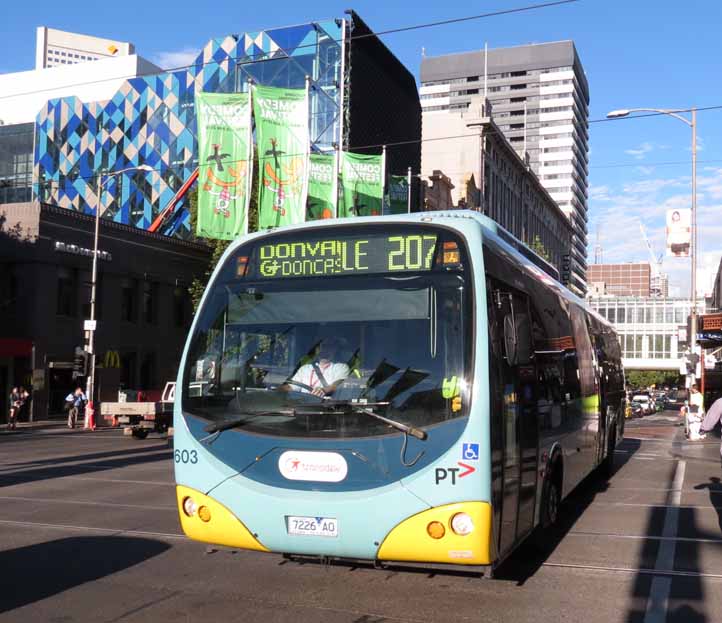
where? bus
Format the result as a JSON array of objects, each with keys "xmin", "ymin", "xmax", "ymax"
[{"xmin": 174, "ymin": 211, "xmax": 625, "ymax": 575}]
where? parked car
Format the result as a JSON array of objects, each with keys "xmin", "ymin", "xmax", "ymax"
[
  {"xmin": 631, "ymin": 393, "xmax": 654, "ymax": 415},
  {"xmin": 663, "ymin": 389, "xmax": 687, "ymax": 411}
]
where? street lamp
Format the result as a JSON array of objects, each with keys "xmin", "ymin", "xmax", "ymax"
[
  {"xmin": 85, "ymin": 164, "xmax": 154, "ymax": 419},
  {"xmin": 606, "ymin": 106, "xmax": 698, "ymax": 383}
]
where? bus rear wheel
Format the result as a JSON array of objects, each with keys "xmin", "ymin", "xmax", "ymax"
[{"xmin": 540, "ymin": 469, "xmax": 561, "ymax": 528}]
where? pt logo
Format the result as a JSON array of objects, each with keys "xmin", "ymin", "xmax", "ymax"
[{"xmin": 434, "ymin": 462, "xmax": 475, "ymax": 485}]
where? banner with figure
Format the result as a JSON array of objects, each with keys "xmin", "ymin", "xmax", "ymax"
[
  {"xmin": 387, "ymin": 175, "xmax": 409, "ymax": 214},
  {"xmin": 666, "ymin": 208, "xmax": 691, "ymax": 257},
  {"xmin": 307, "ymin": 153, "xmax": 337, "ymax": 220},
  {"xmin": 195, "ymin": 92, "xmax": 252, "ymax": 240},
  {"xmin": 339, "ymin": 152, "xmax": 385, "ymax": 217},
  {"xmin": 253, "ymin": 84, "xmax": 309, "ymax": 229}
]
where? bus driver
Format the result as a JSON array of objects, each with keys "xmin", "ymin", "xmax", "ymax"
[{"xmin": 282, "ymin": 337, "xmax": 350, "ymax": 397}]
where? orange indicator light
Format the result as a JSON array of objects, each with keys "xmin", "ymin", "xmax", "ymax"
[{"xmin": 427, "ymin": 521, "xmax": 446, "ymax": 539}]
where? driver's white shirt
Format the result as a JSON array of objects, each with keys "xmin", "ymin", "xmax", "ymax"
[{"xmin": 291, "ymin": 360, "xmax": 349, "ymax": 393}]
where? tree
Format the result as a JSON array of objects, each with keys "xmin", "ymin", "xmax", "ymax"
[
  {"xmin": 188, "ymin": 157, "xmax": 259, "ymax": 311},
  {"xmin": 529, "ymin": 235, "xmax": 551, "ymax": 262},
  {"xmin": 625, "ymin": 370, "xmax": 679, "ymax": 390}
]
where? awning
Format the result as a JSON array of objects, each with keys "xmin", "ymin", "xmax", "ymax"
[{"xmin": 0, "ymin": 338, "xmax": 32, "ymax": 358}]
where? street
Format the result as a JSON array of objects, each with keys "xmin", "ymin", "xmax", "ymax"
[{"xmin": 1, "ymin": 413, "xmax": 721, "ymax": 623}]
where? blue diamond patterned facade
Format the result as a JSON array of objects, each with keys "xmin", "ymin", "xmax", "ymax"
[{"xmin": 33, "ymin": 14, "xmax": 421, "ymax": 237}]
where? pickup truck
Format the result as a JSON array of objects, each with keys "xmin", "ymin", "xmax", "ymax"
[{"xmin": 100, "ymin": 382, "xmax": 175, "ymax": 439}]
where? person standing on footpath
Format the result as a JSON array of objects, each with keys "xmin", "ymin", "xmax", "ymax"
[
  {"xmin": 65, "ymin": 387, "xmax": 87, "ymax": 429},
  {"xmin": 7, "ymin": 387, "xmax": 21, "ymax": 430},
  {"xmin": 700, "ymin": 396, "xmax": 722, "ymax": 468}
]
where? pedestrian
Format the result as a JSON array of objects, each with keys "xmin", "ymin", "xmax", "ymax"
[
  {"xmin": 700, "ymin": 396, "xmax": 722, "ymax": 468},
  {"xmin": 7, "ymin": 387, "xmax": 20, "ymax": 430},
  {"xmin": 64, "ymin": 387, "xmax": 87, "ymax": 429},
  {"xmin": 682, "ymin": 384, "xmax": 705, "ymax": 440}
]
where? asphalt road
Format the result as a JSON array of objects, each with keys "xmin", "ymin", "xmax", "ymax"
[{"xmin": 1, "ymin": 412, "xmax": 721, "ymax": 623}]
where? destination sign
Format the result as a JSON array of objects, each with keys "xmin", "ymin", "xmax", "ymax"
[{"xmin": 253, "ymin": 233, "xmax": 439, "ymax": 279}]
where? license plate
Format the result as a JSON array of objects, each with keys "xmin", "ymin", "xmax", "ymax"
[{"xmin": 286, "ymin": 515, "xmax": 338, "ymax": 537}]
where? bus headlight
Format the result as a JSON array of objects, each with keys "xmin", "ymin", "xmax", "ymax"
[
  {"xmin": 450, "ymin": 512, "xmax": 474, "ymax": 536},
  {"xmin": 183, "ymin": 496, "xmax": 198, "ymax": 517}
]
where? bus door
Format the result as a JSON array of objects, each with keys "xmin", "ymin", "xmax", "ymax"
[{"xmin": 488, "ymin": 282, "xmax": 539, "ymax": 555}]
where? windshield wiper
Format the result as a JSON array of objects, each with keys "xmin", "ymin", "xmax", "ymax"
[
  {"xmin": 294, "ymin": 401, "xmax": 427, "ymax": 441},
  {"xmin": 201, "ymin": 410, "xmax": 294, "ymax": 443}
]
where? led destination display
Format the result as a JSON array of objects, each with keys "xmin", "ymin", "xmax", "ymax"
[{"xmin": 254, "ymin": 232, "xmax": 439, "ymax": 279}]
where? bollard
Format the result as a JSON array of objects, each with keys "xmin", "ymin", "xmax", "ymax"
[{"xmin": 85, "ymin": 401, "xmax": 96, "ymax": 431}]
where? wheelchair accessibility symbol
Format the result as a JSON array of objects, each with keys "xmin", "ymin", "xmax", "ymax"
[{"xmin": 462, "ymin": 443, "xmax": 479, "ymax": 461}]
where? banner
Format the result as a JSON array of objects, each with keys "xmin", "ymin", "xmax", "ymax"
[
  {"xmin": 387, "ymin": 174, "xmax": 409, "ymax": 214},
  {"xmin": 307, "ymin": 153, "xmax": 337, "ymax": 220},
  {"xmin": 195, "ymin": 92, "xmax": 252, "ymax": 240},
  {"xmin": 339, "ymin": 152, "xmax": 385, "ymax": 217},
  {"xmin": 253, "ymin": 84, "xmax": 309, "ymax": 229},
  {"xmin": 666, "ymin": 208, "xmax": 691, "ymax": 257}
]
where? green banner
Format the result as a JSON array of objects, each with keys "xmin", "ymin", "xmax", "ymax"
[
  {"xmin": 387, "ymin": 174, "xmax": 409, "ymax": 214},
  {"xmin": 307, "ymin": 153, "xmax": 337, "ymax": 220},
  {"xmin": 195, "ymin": 92, "xmax": 252, "ymax": 240},
  {"xmin": 339, "ymin": 152, "xmax": 385, "ymax": 218},
  {"xmin": 253, "ymin": 84, "xmax": 309, "ymax": 229}
]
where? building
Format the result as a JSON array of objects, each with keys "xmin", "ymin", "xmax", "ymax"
[
  {"xmin": 712, "ymin": 257, "xmax": 722, "ymax": 312},
  {"xmin": 420, "ymin": 41, "xmax": 590, "ymax": 295},
  {"xmin": 0, "ymin": 33, "xmax": 160, "ymax": 207},
  {"xmin": 0, "ymin": 201, "xmax": 210, "ymax": 420},
  {"xmin": 35, "ymin": 27, "xmax": 134, "ymax": 69},
  {"xmin": 588, "ymin": 297, "xmax": 705, "ymax": 371},
  {"xmin": 33, "ymin": 12, "xmax": 421, "ymax": 237},
  {"xmin": 588, "ymin": 262, "xmax": 652, "ymax": 297}
]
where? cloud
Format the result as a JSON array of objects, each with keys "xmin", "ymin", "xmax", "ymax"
[
  {"xmin": 622, "ymin": 177, "xmax": 686, "ymax": 194},
  {"xmin": 624, "ymin": 141, "xmax": 654, "ymax": 160},
  {"xmin": 636, "ymin": 166, "xmax": 655, "ymax": 176},
  {"xmin": 150, "ymin": 47, "xmax": 199, "ymax": 70},
  {"xmin": 589, "ymin": 185, "xmax": 611, "ymax": 201}
]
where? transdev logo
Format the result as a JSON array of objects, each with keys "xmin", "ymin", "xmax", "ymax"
[{"xmin": 278, "ymin": 451, "xmax": 348, "ymax": 483}]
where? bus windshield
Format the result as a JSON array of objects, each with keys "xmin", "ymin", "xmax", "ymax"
[{"xmin": 182, "ymin": 229, "xmax": 472, "ymax": 439}]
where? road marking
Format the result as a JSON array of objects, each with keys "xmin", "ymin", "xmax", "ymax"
[
  {"xmin": 60, "ymin": 475, "xmax": 172, "ymax": 486},
  {"xmin": 0, "ymin": 495, "xmax": 174, "ymax": 511},
  {"xmin": 542, "ymin": 561, "xmax": 722, "ymax": 580},
  {"xmin": 644, "ymin": 459, "xmax": 686, "ymax": 623},
  {"xmin": 590, "ymin": 501, "xmax": 720, "ymax": 511},
  {"xmin": 567, "ymin": 531, "xmax": 722, "ymax": 544},
  {"xmin": 0, "ymin": 518, "xmax": 186, "ymax": 540}
]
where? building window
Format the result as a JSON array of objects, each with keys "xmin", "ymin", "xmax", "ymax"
[
  {"xmin": 56, "ymin": 267, "xmax": 76, "ymax": 317},
  {"xmin": 120, "ymin": 352, "xmax": 137, "ymax": 389},
  {"xmin": 121, "ymin": 278, "xmax": 138, "ymax": 323},
  {"xmin": 173, "ymin": 286, "xmax": 188, "ymax": 327},
  {"xmin": 142, "ymin": 281, "xmax": 157, "ymax": 324},
  {"xmin": 140, "ymin": 352, "xmax": 157, "ymax": 390}
]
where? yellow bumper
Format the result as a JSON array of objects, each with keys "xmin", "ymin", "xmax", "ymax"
[
  {"xmin": 377, "ymin": 501, "xmax": 493, "ymax": 565},
  {"xmin": 176, "ymin": 485, "xmax": 269, "ymax": 552}
]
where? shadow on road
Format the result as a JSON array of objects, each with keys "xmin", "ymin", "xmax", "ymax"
[
  {"xmin": 0, "ymin": 536, "xmax": 170, "ymax": 613},
  {"xmin": 624, "ymin": 432, "xmax": 722, "ymax": 622},
  {"xmin": 494, "ymin": 436, "xmax": 641, "ymax": 584},
  {"xmin": 0, "ymin": 445, "xmax": 171, "ymax": 488}
]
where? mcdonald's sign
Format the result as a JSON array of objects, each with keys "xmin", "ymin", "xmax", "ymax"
[{"xmin": 103, "ymin": 351, "xmax": 121, "ymax": 368}]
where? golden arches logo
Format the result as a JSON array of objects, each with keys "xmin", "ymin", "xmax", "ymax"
[{"xmin": 104, "ymin": 351, "xmax": 120, "ymax": 368}]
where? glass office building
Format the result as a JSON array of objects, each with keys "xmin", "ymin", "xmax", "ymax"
[
  {"xmin": 33, "ymin": 12, "xmax": 421, "ymax": 237},
  {"xmin": 0, "ymin": 123, "xmax": 33, "ymax": 206},
  {"xmin": 588, "ymin": 297, "xmax": 705, "ymax": 369}
]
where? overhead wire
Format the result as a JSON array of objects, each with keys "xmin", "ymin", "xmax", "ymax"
[{"xmin": 0, "ymin": 0, "xmax": 578, "ymax": 102}]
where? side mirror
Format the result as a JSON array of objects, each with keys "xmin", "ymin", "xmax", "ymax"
[
  {"xmin": 503, "ymin": 314, "xmax": 519, "ymax": 366},
  {"xmin": 503, "ymin": 312, "xmax": 532, "ymax": 367}
]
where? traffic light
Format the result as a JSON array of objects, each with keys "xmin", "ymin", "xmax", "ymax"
[{"xmin": 73, "ymin": 346, "xmax": 87, "ymax": 379}]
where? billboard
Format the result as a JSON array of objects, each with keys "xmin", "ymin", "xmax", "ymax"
[{"xmin": 666, "ymin": 209, "xmax": 691, "ymax": 257}]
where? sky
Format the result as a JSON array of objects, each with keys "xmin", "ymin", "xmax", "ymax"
[{"xmin": 2, "ymin": 0, "xmax": 721, "ymax": 297}]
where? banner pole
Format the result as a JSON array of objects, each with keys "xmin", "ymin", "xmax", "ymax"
[
  {"xmin": 304, "ymin": 75, "xmax": 311, "ymax": 222},
  {"xmin": 407, "ymin": 167, "xmax": 412, "ymax": 214},
  {"xmin": 381, "ymin": 145, "xmax": 387, "ymax": 216},
  {"xmin": 246, "ymin": 79, "xmax": 254, "ymax": 234}
]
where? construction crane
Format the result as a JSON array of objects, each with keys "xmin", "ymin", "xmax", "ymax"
[{"xmin": 638, "ymin": 221, "xmax": 666, "ymax": 297}]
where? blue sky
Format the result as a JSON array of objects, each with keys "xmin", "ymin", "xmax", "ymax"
[{"xmin": 3, "ymin": 0, "xmax": 721, "ymax": 296}]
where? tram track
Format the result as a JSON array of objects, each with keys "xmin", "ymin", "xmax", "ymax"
[{"xmin": 541, "ymin": 561, "xmax": 722, "ymax": 581}]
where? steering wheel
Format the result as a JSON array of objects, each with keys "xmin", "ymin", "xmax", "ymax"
[{"xmin": 283, "ymin": 379, "xmax": 315, "ymax": 393}]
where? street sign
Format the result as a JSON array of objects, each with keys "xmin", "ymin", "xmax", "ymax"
[{"xmin": 84, "ymin": 320, "xmax": 97, "ymax": 331}]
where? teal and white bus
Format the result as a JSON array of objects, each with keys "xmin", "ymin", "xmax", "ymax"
[{"xmin": 174, "ymin": 211, "xmax": 624, "ymax": 574}]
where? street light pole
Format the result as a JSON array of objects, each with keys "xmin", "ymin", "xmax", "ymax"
[
  {"xmin": 85, "ymin": 165, "xmax": 153, "ymax": 419},
  {"xmin": 607, "ymin": 106, "xmax": 698, "ymax": 385}
]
